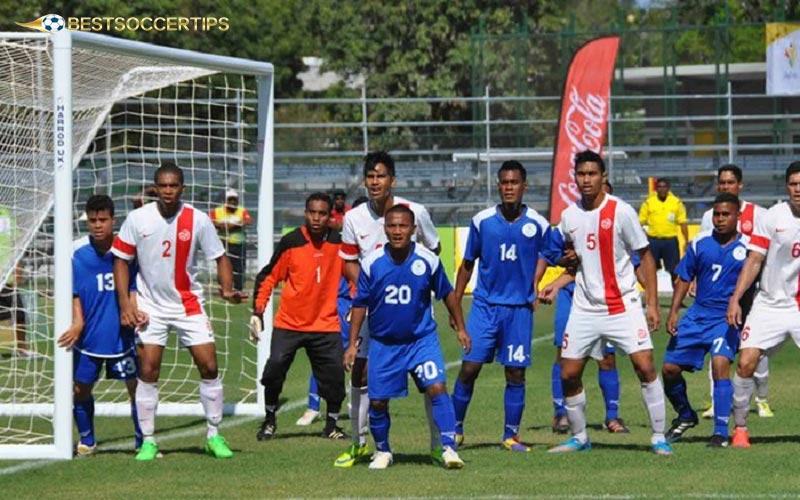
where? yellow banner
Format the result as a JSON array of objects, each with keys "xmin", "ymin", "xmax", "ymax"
[{"xmin": 766, "ymin": 22, "xmax": 800, "ymax": 46}]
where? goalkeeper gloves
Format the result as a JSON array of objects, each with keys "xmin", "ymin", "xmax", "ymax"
[{"xmin": 248, "ymin": 315, "xmax": 263, "ymax": 342}]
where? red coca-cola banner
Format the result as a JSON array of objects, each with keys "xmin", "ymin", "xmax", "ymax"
[{"xmin": 549, "ymin": 36, "xmax": 620, "ymax": 224}]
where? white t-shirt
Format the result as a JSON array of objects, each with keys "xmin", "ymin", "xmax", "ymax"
[
  {"xmin": 111, "ymin": 202, "xmax": 225, "ymax": 317},
  {"xmin": 339, "ymin": 195, "xmax": 440, "ymax": 261},
  {"xmin": 560, "ymin": 194, "xmax": 649, "ymax": 316},
  {"xmin": 747, "ymin": 201, "xmax": 800, "ymax": 310},
  {"xmin": 700, "ymin": 199, "xmax": 765, "ymax": 236}
]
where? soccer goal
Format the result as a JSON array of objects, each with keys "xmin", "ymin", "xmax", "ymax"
[{"xmin": 0, "ymin": 30, "xmax": 274, "ymax": 459}]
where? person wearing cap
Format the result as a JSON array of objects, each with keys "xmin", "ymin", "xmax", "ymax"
[
  {"xmin": 211, "ymin": 189, "xmax": 252, "ymax": 291},
  {"xmin": 329, "ymin": 190, "xmax": 351, "ymax": 232}
]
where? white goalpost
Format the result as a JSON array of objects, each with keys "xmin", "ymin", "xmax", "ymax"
[{"xmin": 0, "ymin": 30, "xmax": 274, "ymax": 459}]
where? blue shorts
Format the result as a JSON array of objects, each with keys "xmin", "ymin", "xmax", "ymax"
[
  {"xmin": 337, "ymin": 296, "xmax": 351, "ymax": 349},
  {"xmin": 367, "ymin": 333, "xmax": 446, "ymax": 400},
  {"xmin": 74, "ymin": 349, "xmax": 138, "ymax": 385},
  {"xmin": 553, "ymin": 289, "xmax": 615, "ymax": 355},
  {"xmin": 663, "ymin": 307, "xmax": 739, "ymax": 371},
  {"xmin": 465, "ymin": 298, "xmax": 533, "ymax": 367}
]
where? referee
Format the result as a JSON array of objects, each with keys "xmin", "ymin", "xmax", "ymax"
[
  {"xmin": 638, "ymin": 178, "xmax": 688, "ymax": 283},
  {"xmin": 249, "ymin": 192, "xmax": 347, "ymax": 441}
]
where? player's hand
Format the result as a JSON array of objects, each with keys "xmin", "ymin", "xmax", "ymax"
[
  {"xmin": 248, "ymin": 315, "xmax": 263, "ymax": 342},
  {"xmin": 220, "ymin": 288, "xmax": 249, "ymax": 304},
  {"xmin": 557, "ymin": 249, "xmax": 580, "ymax": 268},
  {"xmin": 343, "ymin": 345, "xmax": 358, "ymax": 372},
  {"xmin": 727, "ymin": 298, "xmax": 742, "ymax": 327},
  {"xmin": 688, "ymin": 280, "xmax": 697, "ymax": 298},
  {"xmin": 456, "ymin": 329, "xmax": 471, "ymax": 354},
  {"xmin": 538, "ymin": 284, "xmax": 558, "ymax": 305},
  {"xmin": 120, "ymin": 303, "xmax": 146, "ymax": 328},
  {"xmin": 666, "ymin": 311, "xmax": 679, "ymax": 336},
  {"xmin": 57, "ymin": 325, "xmax": 81, "ymax": 350},
  {"xmin": 646, "ymin": 303, "xmax": 660, "ymax": 332}
]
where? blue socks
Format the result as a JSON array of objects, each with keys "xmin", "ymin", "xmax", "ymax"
[
  {"xmin": 551, "ymin": 362, "xmax": 565, "ymax": 418},
  {"xmin": 430, "ymin": 393, "xmax": 457, "ymax": 449},
  {"xmin": 307, "ymin": 375, "xmax": 321, "ymax": 412},
  {"xmin": 131, "ymin": 400, "xmax": 143, "ymax": 448},
  {"xmin": 369, "ymin": 406, "xmax": 391, "ymax": 452},
  {"xmin": 713, "ymin": 378, "xmax": 733, "ymax": 438},
  {"xmin": 598, "ymin": 368, "xmax": 620, "ymax": 421},
  {"xmin": 74, "ymin": 397, "xmax": 95, "ymax": 446},
  {"xmin": 665, "ymin": 377, "xmax": 695, "ymax": 421},
  {"xmin": 504, "ymin": 382, "xmax": 525, "ymax": 440},
  {"xmin": 452, "ymin": 380, "xmax": 474, "ymax": 434}
]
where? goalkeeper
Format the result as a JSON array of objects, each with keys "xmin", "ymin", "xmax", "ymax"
[{"xmin": 250, "ymin": 192, "xmax": 348, "ymax": 441}]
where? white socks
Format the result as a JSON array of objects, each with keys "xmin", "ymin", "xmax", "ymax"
[
  {"xmin": 424, "ymin": 393, "xmax": 439, "ymax": 449},
  {"xmin": 136, "ymin": 379, "xmax": 158, "ymax": 443},
  {"xmin": 641, "ymin": 378, "xmax": 666, "ymax": 443},
  {"xmin": 200, "ymin": 377, "xmax": 224, "ymax": 439},
  {"xmin": 350, "ymin": 385, "xmax": 369, "ymax": 447},
  {"xmin": 733, "ymin": 373, "xmax": 755, "ymax": 428},
  {"xmin": 565, "ymin": 391, "xmax": 588, "ymax": 444},
  {"xmin": 754, "ymin": 355, "xmax": 769, "ymax": 400}
]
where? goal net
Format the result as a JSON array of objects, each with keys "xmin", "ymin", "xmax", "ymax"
[{"xmin": 0, "ymin": 31, "xmax": 274, "ymax": 459}]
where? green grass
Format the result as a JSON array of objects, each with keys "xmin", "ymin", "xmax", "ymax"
[{"xmin": 2, "ymin": 297, "xmax": 800, "ymax": 499}]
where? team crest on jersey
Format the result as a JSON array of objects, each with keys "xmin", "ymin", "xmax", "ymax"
[
  {"xmin": 601, "ymin": 218, "xmax": 612, "ymax": 230},
  {"xmin": 411, "ymin": 260, "xmax": 426, "ymax": 276},
  {"xmin": 733, "ymin": 246, "xmax": 747, "ymax": 261},
  {"xmin": 178, "ymin": 228, "xmax": 192, "ymax": 242},
  {"xmin": 742, "ymin": 220, "xmax": 752, "ymax": 233},
  {"xmin": 522, "ymin": 223, "xmax": 537, "ymax": 238}
]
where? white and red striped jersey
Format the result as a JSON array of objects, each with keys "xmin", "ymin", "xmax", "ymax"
[
  {"xmin": 747, "ymin": 201, "xmax": 800, "ymax": 310},
  {"xmin": 560, "ymin": 194, "xmax": 649, "ymax": 316},
  {"xmin": 111, "ymin": 202, "xmax": 225, "ymax": 317},
  {"xmin": 339, "ymin": 196, "xmax": 439, "ymax": 261},
  {"xmin": 700, "ymin": 199, "xmax": 766, "ymax": 236}
]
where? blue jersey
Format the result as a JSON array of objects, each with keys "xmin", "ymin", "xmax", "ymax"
[
  {"xmin": 464, "ymin": 206, "xmax": 550, "ymax": 305},
  {"xmin": 354, "ymin": 243, "xmax": 452, "ymax": 343},
  {"xmin": 73, "ymin": 236, "xmax": 137, "ymax": 356},
  {"xmin": 676, "ymin": 231, "xmax": 748, "ymax": 313}
]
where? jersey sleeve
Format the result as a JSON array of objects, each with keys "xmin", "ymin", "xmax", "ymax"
[
  {"xmin": 675, "ymin": 240, "xmax": 697, "ymax": 282},
  {"xmin": 339, "ymin": 212, "xmax": 359, "ymax": 261},
  {"xmin": 700, "ymin": 209, "xmax": 713, "ymax": 232},
  {"xmin": 541, "ymin": 227, "xmax": 565, "ymax": 266},
  {"xmin": 111, "ymin": 214, "xmax": 137, "ymax": 261},
  {"xmin": 72, "ymin": 256, "xmax": 80, "ymax": 296},
  {"xmin": 352, "ymin": 262, "xmax": 371, "ymax": 308},
  {"xmin": 638, "ymin": 199, "xmax": 649, "ymax": 226},
  {"xmin": 431, "ymin": 258, "xmax": 453, "ymax": 300},
  {"xmin": 747, "ymin": 207, "xmax": 773, "ymax": 255},
  {"xmin": 196, "ymin": 213, "xmax": 225, "ymax": 261},
  {"xmin": 462, "ymin": 221, "xmax": 481, "ymax": 262},
  {"xmin": 242, "ymin": 209, "xmax": 252, "ymax": 224},
  {"xmin": 252, "ymin": 238, "xmax": 291, "ymax": 315},
  {"xmin": 620, "ymin": 204, "xmax": 649, "ymax": 251},
  {"xmin": 676, "ymin": 199, "xmax": 688, "ymax": 224},
  {"xmin": 415, "ymin": 206, "xmax": 440, "ymax": 251}
]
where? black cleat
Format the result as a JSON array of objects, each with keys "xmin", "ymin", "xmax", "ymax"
[
  {"xmin": 666, "ymin": 413, "xmax": 699, "ymax": 443},
  {"xmin": 321, "ymin": 425, "xmax": 348, "ymax": 440},
  {"xmin": 707, "ymin": 434, "xmax": 729, "ymax": 448},
  {"xmin": 256, "ymin": 419, "xmax": 277, "ymax": 441},
  {"xmin": 604, "ymin": 418, "xmax": 631, "ymax": 434},
  {"xmin": 552, "ymin": 415, "xmax": 570, "ymax": 434}
]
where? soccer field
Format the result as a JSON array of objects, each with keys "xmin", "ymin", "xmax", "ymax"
[{"xmin": 2, "ymin": 297, "xmax": 800, "ymax": 499}]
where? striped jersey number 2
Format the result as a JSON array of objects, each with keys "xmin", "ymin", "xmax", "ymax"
[{"xmin": 500, "ymin": 243, "xmax": 517, "ymax": 261}]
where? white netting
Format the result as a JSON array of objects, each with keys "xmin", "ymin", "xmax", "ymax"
[{"xmin": 0, "ymin": 34, "xmax": 265, "ymax": 449}]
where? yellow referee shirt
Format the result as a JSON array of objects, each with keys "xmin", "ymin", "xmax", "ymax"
[{"xmin": 638, "ymin": 192, "xmax": 687, "ymax": 238}]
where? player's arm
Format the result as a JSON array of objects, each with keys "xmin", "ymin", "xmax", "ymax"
[
  {"xmin": 727, "ymin": 251, "xmax": 765, "ymax": 327},
  {"xmin": 249, "ymin": 245, "xmax": 290, "ymax": 340},
  {"xmin": 667, "ymin": 279, "xmax": 691, "ymax": 336},
  {"xmin": 677, "ymin": 201, "xmax": 689, "ymax": 246},
  {"xmin": 538, "ymin": 270, "xmax": 575, "ymax": 305},
  {"xmin": 343, "ymin": 306, "xmax": 366, "ymax": 370},
  {"xmin": 448, "ymin": 259, "xmax": 474, "ymax": 330},
  {"xmin": 57, "ymin": 297, "xmax": 84, "ymax": 350},
  {"xmin": 216, "ymin": 254, "xmax": 246, "ymax": 303},
  {"xmin": 113, "ymin": 257, "xmax": 140, "ymax": 328},
  {"xmin": 637, "ymin": 247, "xmax": 660, "ymax": 332},
  {"xmin": 533, "ymin": 257, "xmax": 547, "ymax": 294},
  {"xmin": 344, "ymin": 260, "xmax": 360, "ymax": 289},
  {"xmin": 443, "ymin": 290, "xmax": 471, "ymax": 354}
]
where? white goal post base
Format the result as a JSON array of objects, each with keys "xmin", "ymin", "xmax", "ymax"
[{"xmin": 0, "ymin": 403, "xmax": 264, "ymax": 417}]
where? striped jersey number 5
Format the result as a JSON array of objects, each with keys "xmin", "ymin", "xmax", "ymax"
[
  {"xmin": 586, "ymin": 233, "xmax": 597, "ymax": 250},
  {"xmin": 500, "ymin": 243, "xmax": 517, "ymax": 261}
]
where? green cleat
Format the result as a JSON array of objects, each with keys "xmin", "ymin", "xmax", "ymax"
[
  {"xmin": 135, "ymin": 441, "xmax": 160, "ymax": 462},
  {"xmin": 205, "ymin": 435, "xmax": 234, "ymax": 459},
  {"xmin": 334, "ymin": 443, "xmax": 370, "ymax": 468},
  {"xmin": 430, "ymin": 445, "xmax": 444, "ymax": 466}
]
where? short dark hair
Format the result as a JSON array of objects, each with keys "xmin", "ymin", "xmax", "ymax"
[
  {"xmin": 603, "ymin": 181, "xmax": 614, "ymax": 194},
  {"xmin": 85, "ymin": 194, "xmax": 115, "ymax": 217},
  {"xmin": 786, "ymin": 161, "xmax": 800, "ymax": 183},
  {"xmin": 305, "ymin": 192, "xmax": 332, "ymax": 211},
  {"xmin": 331, "ymin": 189, "xmax": 346, "ymax": 198},
  {"xmin": 352, "ymin": 196, "xmax": 369, "ymax": 208},
  {"xmin": 713, "ymin": 192, "xmax": 740, "ymax": 208},
  {"xmin": 154, "ymin": 161, "xmax": 184, "ymax": 185},
  {"xmin": 385, "ymin": 204, "xmax": 415, "ymax": 225},
  {"xmin": 656, "ymin": 178, "xmax": 670, "ymax": 186},
  {"xmin": 364, "ymin": 151, "xmax": 396, "ymax": 178},
  {"xmin": 718, "ymin": 164, "xmax": 743, "ymax": 183},
  {"xmin": 573, "ymin": 150, "xmax": 605, "ymax": 173},
  {"xmin": 497, "ymin": 160, "xmax": 527, "ymax": 182}
]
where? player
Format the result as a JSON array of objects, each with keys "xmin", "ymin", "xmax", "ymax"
[
  {"xmin": 726, "ymin": 161, "xmax": 800, "ymax": 448},
  {"xmin": 449, "ymin": 160, "xmax": 549, "ymax": 451},
  {"xmin": 249, "ymin": 192, "xmax": 347, "ymax": 441},
  {"xmin": 342, "ymin": 205, "xmax": 470, "ymax": 469},
  {"xmin": 661, "ymin": 193, "xmax": 749, "ymax": 448},
  {"xmin": 547, "ymin": 150, "xmax": 671, "ymax": 456},
  {"xmin": 699, "ymin": 165, "xmax": 772, "ymax": 420},
  {"xmin": 335, "ymin": 151, "xmax": 441, "ymax": 468},
  {"xmin": 112, "ymin": 162, "xmax": 246, "ymax": 461},
  {"xmin": 58, "ymin": 195, "xmax": 142, "ymax": 456}
]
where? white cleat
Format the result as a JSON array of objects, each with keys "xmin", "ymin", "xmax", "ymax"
[
  {"xmin": 369, "ymin": 451, "xmax": 393, "ymax": 470},
  {"xmin": 75, "ymin": 442, "xmax": 96, "ymax": 457},
  {"xmin": 295, "ymin": 409, "xmax": 320, "ymax": 426},
  {"xmin": 756, "ymin": 399, "xmax": 774, "ymax": 418},
  {"xmin": 701, "ymin": 406, "xmax": 714, "ymax": 419},
  {"xmin": 441, "ymin": 446, "xmax": 464, "ymax": 469}
]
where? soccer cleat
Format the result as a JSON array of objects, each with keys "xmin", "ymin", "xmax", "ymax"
[
  {"xmin": 75, "ymin": 442, "xmax": 96, "ymax": 458},
  {"xmin": 707, "ymin": 434, "xmax": 729, "ymax": 448},
  {"xmin": 552, "ymin": 415, "xmax": 570, "ymax": 434},
  {"xmin": 701, "ymin": 405, "xmax": 715, "ymax": 419},
  {"xmin": 296, "ymin": 409, "xmax": 321, "ymax": 426},
  {"xmin": 256, "ymin": 419, "xmax": 276, "ymax": 441},
  {"xmin": 731, "ymin": 427, "xmax": 751, "ymax": 448},
  {"xmin": 665, "ymin": 414, "xmax": 698, "ymax": 443},
  {"xmin": 135, "ymin": 441, "xmax": 160, "ymax": 461},
  {"xmin": 368, "ymin": 450, "xmax": 393, "ymax": 470},
  {"xmin": 548, "ymin": 436, "xmax": 591, "ymax": 453},
  {"xmin": 441, "ymin": 446, "xmax": 464, "ymax": 469},
  {"xmin": 603, "ymin": 418, "xmax": 631, "ymax": 434},
  {"xmin": 652, "ymin": 441, "xmax": 674, "ymax": 456},
  {"xmin": 321, "ymin": 425, "xmax": 348, "ymax": 440},
  {"xmin": 334, "ymin": 443, "xmax": 370, "ymax": 468},
  {"xmin": 455, "ymin": 433, "xmax": 464, "ymax": 446},
  {"xmin": 755, "ymin": 399, "xmax": 774, "ymax": 418},
  {"xmin": 430, "ymin": 445, "xmax": 443, "ymax": 466},
  {"xmin": 205, "ymin": 435, "xmax": 233, "ymax": 459},
  {"xmin": 501, "ymin": 435, "xmax": 531, "ymax": 452}
]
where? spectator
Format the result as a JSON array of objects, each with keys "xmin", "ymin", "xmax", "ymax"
[
  {"xmin": 211, "ymin": 189, "xmax": 252, "ymax": 291},
  {"xmin": 329, "ymin": 189, "xmax": 351, "ymax": 232},
  {"xmin": 638, "ymin": 178, "xmax": 688, "ymax": 283}
]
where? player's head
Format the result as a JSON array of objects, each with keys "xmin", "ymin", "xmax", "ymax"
[
  {"xmin": 225, "ymin": 188, "xmax": 239, "ymax": 209},
  {"xmin": 712, "ymin": 192, "xmax": 740, "ymax": 236},
  {"xmin": 497, "ymin": 160, "xmax": 527, "ymax": 205},
  {"xmin": 85, "ymin": 194, "xmax": 115, "ymax": 243},
  {"xmin": 363, "ymin": 151, "xmax": 396, "ymax": 203},
  {"xmin": 573, "ymin": 150, "xmax": 606, "ymax": 198},
  {"xmin": 602, "ymin": 181, "xmax": 614, "ymax": 194},
  {"xmin": 331, "ymin": 189, "xmax": 346, "ymax": 211},
  {"xmin": 786, "ymin": 161, "xmax": 800, "ymax": 208},
  {"xmin": 717, "ymin": 164, "xmax": 743, "ymax": 195},
  {"xmin": 154, "ymin": 162, "xmax": 185, "ymax": 209},
  {"xmin": 305, "ymin": 192, "xmax": 332, "ymax": 236},
  {"xmin": 384, "ymin": 204, "xmax": 415, "ymax": 251},
  {"xmin": 655, "ymin": 178, "xmax": 670, "ymax": 200}
]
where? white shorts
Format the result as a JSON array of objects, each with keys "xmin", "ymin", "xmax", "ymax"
[
  {"xmin": 561, "ymin": 308, "xmax": 653, "ymax": 360},
  {"xmin": 136, "ymin": 313, "xmax": 216, "ymax": 347},
  {"xmin": 740, "ymin": 304, "xmax": 800, "ymax": 352}
]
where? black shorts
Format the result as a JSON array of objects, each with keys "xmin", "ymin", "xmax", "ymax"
[{"xmin": 648, "ymin": 237, "xmax": 680, "ymax": 275}]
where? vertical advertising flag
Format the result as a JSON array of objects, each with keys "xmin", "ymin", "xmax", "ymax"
[
  {"xmin": 549, "ymin": 36, "xmax": 620, "ymax": 224},
  {"xmin": 766, "ymin": 23, "xmax": 800, "ymax": 96}
]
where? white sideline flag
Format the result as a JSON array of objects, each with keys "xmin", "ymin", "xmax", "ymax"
[{"xmin": 766, "ymin": 23, "xmax": 800, "ymax": 96}]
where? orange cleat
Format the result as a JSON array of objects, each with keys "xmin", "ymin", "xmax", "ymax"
[{"xmin": 731, "ymin": 427, "xmax": 751, "ymax": 448}]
